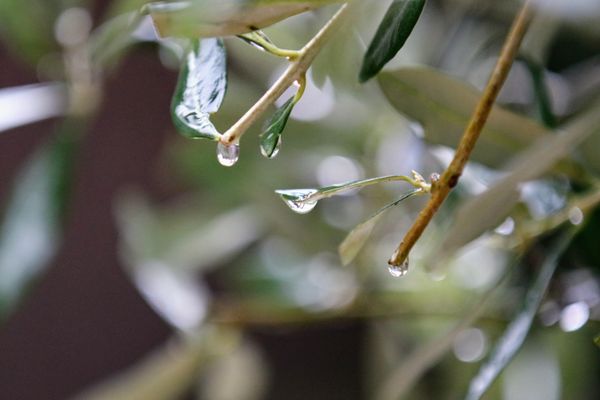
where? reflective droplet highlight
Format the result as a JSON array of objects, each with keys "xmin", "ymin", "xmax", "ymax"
[
  {"xmin": 285, "ymin": 199, "xmax": 317, "ymax": 214},
  {"xmin": 217, "ymin": 142, "xmax": 239, "ymax": 167},
  {"xmin": 388, "ymin": 258, "xmax": 409, "ymax": 278},
  {"xmin": 260, "ymin": 136, "xmax": 281, "ymax": 159},
  {"xmin": 275, "ymin": 189, "xmax": 319, "ymax": 214}
]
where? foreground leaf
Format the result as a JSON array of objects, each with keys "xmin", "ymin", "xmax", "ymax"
[
  {"xmin": 464, "ymin": 229, "xmax": 577, "ymax": 400},
  {"xmin": 359, "ymin": 0, "xmax": 426, "ymax": 82},
  {"xmin": 171, "ymin": 38, "xmax": 227, "ymax": 140},
  {"xmin": 0, "ymin": 132, "xmax": 76, "ymax": 319},
  {"xmin": 339, "ymin": 190, "xmax": 420, "ymax": 266},
  {"xmin": 276, "ymin": 174, "xmax": 420, "ymax": 213},
  {"xmin": 144, "ymin": 0, "xmax": 344, "ymax": 38},
  {"xmin": 260, "ymin": 97, "xmax": 295, "ymax": 158},
  {"xmin": 378, "ymin": 67, "xmax": 552, "ymax": 168}
]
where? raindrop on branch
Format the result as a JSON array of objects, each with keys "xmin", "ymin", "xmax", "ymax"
[
  {"xmin": 217, "ymin": 142, "xmax": 240, "ymax": 167},
  {"xmin": 388, "ymin": 258, "xmax": 409, "ymax": 278}
]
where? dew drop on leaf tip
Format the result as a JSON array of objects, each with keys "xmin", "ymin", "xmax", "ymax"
[
  {"xmin": 260, "ymin": 137, "xmax": 282, "ymax": 159},
  {"xmin": 217, "ymin": 142, "xmax": 240, "ymax": 167},
  {"xmin": 388, "ymin": 258, "xmax": 409, "ymax": 278}
]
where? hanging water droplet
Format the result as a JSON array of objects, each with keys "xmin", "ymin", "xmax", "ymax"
[
  {"xmin": 388, "ymin": 258, "xmax": 409, "ymax": 278},
  {"xmin": 260, "ymin": 136, "xmax": 282, "ymax": 159},
  {"xmin": 217, "ymin": 142, "xmax": 240, "ymax": 167},
  {"xmin": 275, "ymin": 189, "xmax": 319, "ymax": 214},
  {"xmin": 285, "ymin": 198, "xmax": 318, "ymax": 214}
]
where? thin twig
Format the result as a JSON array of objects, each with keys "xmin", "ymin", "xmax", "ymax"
[
  {"xmin": 388, "ymin": 1, "xmax": 534, "ymax": 267},
  {"xmin": 220, "ymin": 4, "xmax": 350, "ymax": 145}
]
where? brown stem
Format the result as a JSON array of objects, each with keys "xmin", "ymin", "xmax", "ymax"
[{"xmin": 388, "ymin": 1, "xmax": 534, "ymax": 267}]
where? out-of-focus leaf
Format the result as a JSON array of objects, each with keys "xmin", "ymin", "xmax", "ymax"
[
  {"xmin": 171, "ymin": 38, "xmax": 227, "ymax": 140},
  {"xmin": 378, "ymin": 67, "xmax": 552, "ymax": 168},
  {"xmin": 115, "ymin": 193, "xmax": 265, "ymax": 329},
  {"xmin": 464, "ymin": 229, "xmax": 577, "ymax": 400},
  {"xmin": 0, "ymin": 132, "xmax": 76, "ymax": 319},
  {"xmin": 260, "ymin": 96, "xmax": 295, "ymax": 158},
  {"xmin": 89, "ymin": 12, "xmax": 145, "ymax": 69},
  {"xmin": 0, "ymin": 0, "xmax": 64, "ymax": 64},
  {"xmin": 276, "ymin": 174, "xmax": 420, "ymax": 214},
  {"xmin": 200, "ymin": 339, "xmax": 268, "ymax": 400},
  {"xmin": 377, "ymin": 257, "xmax": 515, "ymax": 400},
  {"xmin": 359, "ymin": 0, "xmax": 425, "ymax": 82},
  {"xmin": 310, "ymin": 1, "xmax": 363, "ymax": 89},
  {"xmin": 0, "ymin": 83, "xmax": 67, "ymax": 133},
  {"xmin": 144, "ymin": 0, "xmax": 344, "ymax": 39},
  {"xmin": 339, "ymin": 190, "xmax": 420, "ymax": 266},
  {"xmin": 437, "ymin": 99, "xmax": 600, "ymax": 261},
  {"xmin": 72, "ymin": 328, "xmax": 239, "ymax": 400}
]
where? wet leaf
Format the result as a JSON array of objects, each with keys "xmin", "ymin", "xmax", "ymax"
[
  {"xmin": 359, "ymin": 0, "xmax": 426, "ymax": 82},
  {"xmin": 260, "ymin": 97, "xmax": 295, "ymax": 158},
  {"xmin": 378, "ymin": 67, "xmax": 552, "ymax": 168},
  {"xmin": 144, "ymin": 0, "xmax": 344, "ymax": 39},
  {"xmin": 339, "ymin": 190, "xmax": 420, "ymax": 266},
  {"xmin": 171, "ymin": 38, "xmax": 227, "ymax": 140},
  {"xmin": 0, "ymin": 132, "xmax": 76, "ymax": 319},
  {"xmin": 437, "ymin": 99, "xmax": 600, "ymax": 261},
  {"xmin": 276, "ymin": 174, "xmax": 419, "ymax": 214},
  {"xmin": 465, "ymin": 229, "xmax": 577, "ymax": 400}
]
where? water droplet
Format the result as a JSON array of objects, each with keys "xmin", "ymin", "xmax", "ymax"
[
  {"xmin": 430, "ymin": 173, "xmax": 440, "ymax": 183},
  {"xmin": 276, "ymin": 189, "xmax": 319, "ymax": 214},
  {"xmin": 568, "ymin": 207, "xmax": 583, "ymax": 225},
  {"xmin": 285, "ymin": 198, "xmax": 318, "ymax": 214},
  {"xmin": 260, "ymin": 137, "xmax": 281, "ymax": 159},
  {"xmin": 388, "ymin": 258, "xmax": 409, "ymax": 278},
  {"xmin": 217, "ymin": 142, "xmax": 239, "ymax": 167}
]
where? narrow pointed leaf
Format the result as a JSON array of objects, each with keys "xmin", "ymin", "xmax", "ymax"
[
  {"xmin": 260, "ymin": 97, "xmax": 295, "ymax": 158},
  {"xmin": 0, "ymin": 133, "xmax": 76, "ymax": 319},
  {"xmin": 144, "ymin": 0, "xmax": 344, "ymax": 39},
  {"xmin": 378, "ymin": 67, "xmax": 552, "ymax": 168},
  {"xmin": 276, "ymin": 174, "xmax": 417, "ymax": 208},
  {"xmin": 359, "ymin": 0, "xmax": 425, "ymax": 82},
  {"xmin": 171, "ymin": 38, "xmax": 227, "ymax": 140},
  {"xmin": 465, "ymin": 229, "xmax": 577, "ymax": 400},
  {"xmin": 339, "ymin": 190, "xmax": 420, "ymax": 266}
]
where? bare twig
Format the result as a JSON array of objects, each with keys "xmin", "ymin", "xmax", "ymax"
[
  {"xmin": 220, "ymin": 4, "xmax": 350, "ymax": 145},
  {"xmin": 388, "ymin": 1, "xmax": 534, "ymax": 267}
]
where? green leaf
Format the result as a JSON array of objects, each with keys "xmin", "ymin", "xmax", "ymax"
[
  {"xmin": 464, "ymin": 229, "xmax": 577, "ymax": 400},
  {"xmin": 275, "ymin": 174, "xmax": 421, "ymax": 213},
  {"xmin": 171, "ymin": 38, "xmax": 227, "ymax": 140},
  {"xmin": 0, "ymin": 132, "xmax": 76, "ymax": 319},
  {"xmin": 378, "ymin": 67, "xmax": 552, "ymax": 168},
  {"xmin": 359, "ymin": 0, "xmax": 425, "ymax": 82},
  {"xmin": 339, "ymin": 190, "xmax": 420, "ymax": 266},
  {"xmin": 260, "ymin": 96, "xmax": 295, "ymax": 158},
  {"xmin": 144, "ymin": 0, "xmax": 344, "ymax": 39}
]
